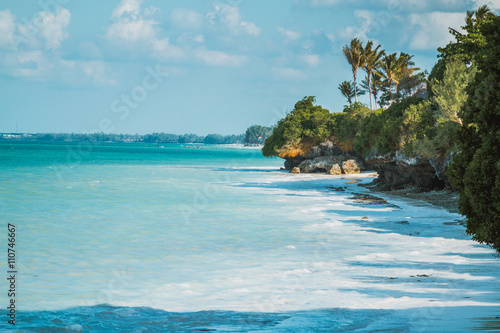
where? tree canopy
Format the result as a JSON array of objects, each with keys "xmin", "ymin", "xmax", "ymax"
[
  {"xmin": 262, "ymin": 96, "xmax": 333, "ymax": 158},
  {"xmin": 448, "ymin": 15, "xmax": 500, "ymax": 251}
]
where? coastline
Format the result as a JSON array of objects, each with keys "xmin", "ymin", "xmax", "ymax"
[
  {"xmin": 363, "ymin": 181, "xmax": 460, "ymax": 215},
  {"xmin": 3, "ymin": 144, "xmax": 499, "ymax": 332}
]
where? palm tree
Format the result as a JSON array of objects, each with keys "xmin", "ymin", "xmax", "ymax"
[
  {"xmin": 394, "ymin": 52, "xmax": 420, "ymax": 97},
  {"xmin": 362, "ymin": 41, "xmax": 385, "ymax": 110},
  {"xmin": 475, "ymin": 5, "xmax": 493, "ymax": 22},
  {"xmin": 338, "ymin": 81, "xmax": 356, "ymax": 105},
  {"xmin": 371, "ymin": 75, "xmax": 385, "ymax": 109},
  {"xmin": 360, "ymin": 75, "xmax": 384, "ymax": 109},
  {"xmin": 376, "ymin": 53, "xmax": 400, "ymax": 99},
  {"xmin": 343, "ymin": 38, "xmax": 364, "ymax": 103},
  {"xmin": 465, "ymin": 10, "xmax": 474, "ymax": 25},
  {"xmin": 454, "ymin": 5, "xmax": 492, "ymax": 35}
]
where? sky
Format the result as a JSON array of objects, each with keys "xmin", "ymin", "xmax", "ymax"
[{"xmin": 0, "ymin": 0, "xmax": 499, "ymax": 135}]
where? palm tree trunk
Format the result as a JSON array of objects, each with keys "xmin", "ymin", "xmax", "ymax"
[
  {"xmin": 368, "ymin": 72, "xmax": 373, "ymax": 110},
  {"xmin": 353, "ymin": 72, "xmax": 358, "ymax": 103}
]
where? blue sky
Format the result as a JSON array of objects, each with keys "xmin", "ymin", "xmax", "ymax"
[{"xmin": 0, "ymin": 0, "xmax": 498, "ymax": 135}]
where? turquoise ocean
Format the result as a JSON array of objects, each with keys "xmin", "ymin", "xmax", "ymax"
[{"xmin": 1, "ymin": 141, "xmax": 500, "ymax": 332}]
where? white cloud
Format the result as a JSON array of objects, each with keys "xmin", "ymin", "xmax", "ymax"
[
  {"xmin": 169, "ymin": 8, "xmax": 203, "ymax": 30},
  {"xmin": 144, "ymin": 5, "xmax": 161, "ymax": 17},
  {"xmin": 473, "ymin": 0, "xmax": 500, "ymax": 10},
  {"xmin": 105, "ymin": 0, "xmax": 156, "ymax": 44},
  {"xmin": 339, "ymin": 10, "xmax": 380, "ymax": 44},
  {"xmin": 0, "ymin": 6, "xmax": 117, "ymax": 86},
  {"xmin": 408, "ymin": 12, "xmax": 465, "ymax": 50},
  {"xmin": 176, "ymin": 32, "xmax": 204, "ymax": 45},
  {"xmin": 0, "ymin": 50, "xmax": 116, "ymax": 85},
  {"xmin": 272, "ymin": 67, "xmax": 307, "ymax": 80},
  {"xmin": 2, "ymin": 6, "xmax": 71, "ymax": 51},
  {"xmin": 277, "ymin": 26, "xmax": 301, "ymax": 42},
  {"xmin": 207, "ymin": 4, "xmax": 261, "ymax": 36},
  {"xmin": 0, "ymin": 10, "xmax": 16, "ymax": 49},
  {"xmin": 152, "ymin": 38, "xmax": 186, "ymax": 60},
  {"xmin": 111, "ymin": 0, "xmax": 142, "ymax": 21},
  {"xmin": 37, "ymin": 7, "xmax": 71, "ymax": 49},
  {"xmin": 104, "ymin": 1, "xmax": 253, "ymax": 67},
  {"xmin": 340, "ymin": 10, "xmax": 373, "ymax": 41},
  {"xmin": 195, "ymin": 47, "xmax": 248, "ymax": 67},
  {"xmin": 241, "ymin": 21, "xmax": 261, "ymax": 36},
  {"xmin": 0, "ymin": 50, "xmax": 49, "ymax": 78},
  {"xmin": 105, "ymin": 0, "xmax": 185, "ymax": 61},
  {"xmin": 105, "ymin": 17, "xmax": 157, "ymax": 43}
]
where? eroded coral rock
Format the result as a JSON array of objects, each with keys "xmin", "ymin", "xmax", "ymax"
[
  {"xmin": 329, "ymin": 164, "xmax": 342, "ymax": 175},
  {"xmin": 342, "ymin": 159, "xmax": 361, "ymax": 174}
]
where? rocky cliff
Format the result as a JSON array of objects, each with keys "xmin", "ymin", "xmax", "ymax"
[
  {"xmin": 282, "ymin": 141, "xmax": 451, "ymax": 192},
  {"xmin": 365, "ymin": 153, "xmax": 447, "ymax": 191}
]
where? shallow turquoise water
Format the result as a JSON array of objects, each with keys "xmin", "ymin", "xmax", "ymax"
[{"xmin": 1, "ymin": 141, "xmax": 499, "ymax": 332}]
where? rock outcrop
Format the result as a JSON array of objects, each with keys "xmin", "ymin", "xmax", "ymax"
[
  {"xmin": 298, "ymin": 156, "xmax": 342, "ymax": 173},
  {"xmin": 283, "ymin": 141, "xmax": 346, "ymax": 170},
  {"xmin": 366, "ymin": 153, "xmax": 446, "ymax": 191},
  {"xmin": 282, "ymin": 141, "xmax": 450, "ymax": 192},
  {"xmin": 295, "ymin": 155, "xmax": 365, "ymax": 174},
  {"xmin": 284, "ymin": 141, "xmax": 365, "ymax": 175}
]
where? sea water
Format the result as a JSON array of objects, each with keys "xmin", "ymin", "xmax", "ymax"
[{"xmin": 0, "ymin": 141, "xmax": 499, "ymax": 332}]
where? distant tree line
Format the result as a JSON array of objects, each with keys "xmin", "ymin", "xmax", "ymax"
[
  {"xmin": 2, "ymin": 125, "xmax": 274, "ymax": 146},
  {"xmin": 0, "ymin": 132, "xmax": 247, "ymax": 145}
]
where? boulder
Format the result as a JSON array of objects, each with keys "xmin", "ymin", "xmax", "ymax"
[
  {"xmin": 290, "ymin": 167, "xmax": 301, "ymax": 174},
  {"xmin": 329, "ymin": 164, "xmax": 342, "ymax": 175},
  {"xmin": 342, "ymin": 159, "xmax": 361, "ymax": 174},
  {"xmin": 298, "ymin": 156, "xmax": 343, "ymax": 173}
]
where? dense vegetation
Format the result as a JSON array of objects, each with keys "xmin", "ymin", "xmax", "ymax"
[
  {"xmin": 264, "ymin": 6, "xmax": 500, "ymax": 252},
  {"xmin": 262, "ymin": 96, "xmax": 333, "ymax": 158},
  {"xmin": 447, "ymin": 13, "xmax": 500, "ymax": 251}
]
